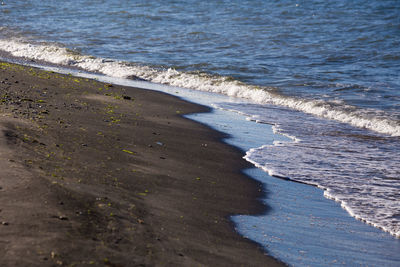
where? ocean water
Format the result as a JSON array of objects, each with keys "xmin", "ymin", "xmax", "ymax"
[
  {"xmin": 188, "ymin": 109, "xmax": 400, "ymax": 266},
  {"xmin": 1, "ymin": 0, "xmax": 400, "ymax": 265}
]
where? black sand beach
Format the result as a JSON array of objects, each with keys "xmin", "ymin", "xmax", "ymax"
[{"xmin": 0, "ymin": 61, "xmax": 283, "ymax": 266}]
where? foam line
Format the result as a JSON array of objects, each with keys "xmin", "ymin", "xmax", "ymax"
[{"xmin": 0, "ymin": 38, "xmax": 399, "ymax": 136}]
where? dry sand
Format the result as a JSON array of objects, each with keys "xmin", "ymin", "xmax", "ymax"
[{"xmin": 0, "ymin": 61, "xmax": 284, "ymax": 266}]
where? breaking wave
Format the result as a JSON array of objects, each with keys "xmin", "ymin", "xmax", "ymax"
[{"xmin": 1, "ymin": 38, "xmax": 399, "ymax": 136}]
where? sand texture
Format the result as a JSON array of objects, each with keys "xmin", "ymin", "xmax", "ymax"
[{"xmin": 0, "ymin": 62, "xmax": 283, "ymax": 266}]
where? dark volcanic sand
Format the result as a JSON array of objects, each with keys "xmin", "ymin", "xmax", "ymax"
[{"xmin": 0, "ymin": 61, "xmax": 283, "ymax": 266}]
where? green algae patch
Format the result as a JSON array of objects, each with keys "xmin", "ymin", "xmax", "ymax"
[{"xmin": 122, "ymin": 149, "xmax": 135, "ymax": 154}]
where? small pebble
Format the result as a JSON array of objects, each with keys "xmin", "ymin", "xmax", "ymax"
[{"xmin": 2, "ymin": 221, "xmax": 9, "ymax": 225}]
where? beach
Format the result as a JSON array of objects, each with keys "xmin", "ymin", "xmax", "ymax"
[
  {"xmin": 1, "ymin": 1, "xmax": 400, "ymax": 265},
  {"xmin": 0, "ymin": 61, "xmax": 284, "ymax": 266}
]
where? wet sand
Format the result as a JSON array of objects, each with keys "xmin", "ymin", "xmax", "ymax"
[{"xmin": 0, "ymin": 61, "xmax": 284, "ymax": 266}]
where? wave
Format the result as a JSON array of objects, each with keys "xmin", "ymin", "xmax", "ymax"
[
  {"xmin": 215, "ymin": 99, "xmax": 400, "ymax": 239},
  {"xmin": 1, "ymin": 38, "xmax": 399, "ymax": 136},
  {"xmin": 245, "ymin": 146, "xmax": 400, "ymax": 238}
]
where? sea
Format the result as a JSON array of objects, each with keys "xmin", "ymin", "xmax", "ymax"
[{"xmin": 1, "ymin": 0, "xmax": 399, "ymax": 266}]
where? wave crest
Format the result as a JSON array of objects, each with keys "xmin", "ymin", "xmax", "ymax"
[{"xmin": 1, "ymin": 38, "xmax": 399, "ymax": 136}]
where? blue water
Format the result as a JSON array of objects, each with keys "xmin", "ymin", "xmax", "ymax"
[
  {"xmin": 1, "ymin": 0, "xmax": 399, "ymax": 113},
  {"xmin": 1, "ymin": 0, "xmax": 400, "ymax": 265},
  {"xmin": 189, "ymin": 109, "xmax": 400, "ymax": 266}
]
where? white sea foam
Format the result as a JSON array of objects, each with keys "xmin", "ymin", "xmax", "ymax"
[
  {"xmin": 233, "ymin": 102, "xmax": 400, "ymax": 239},
  {"xmin": 0, "ymin": 38, "xmax": 399, "ymax": 137},
  {"xmin": 245, "ymin": 144, "xmax": 400, "ymax": 238}
]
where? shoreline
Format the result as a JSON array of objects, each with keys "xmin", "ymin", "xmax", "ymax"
[{"xmin": 0, "ymin": 61, "xmax": 284, "ymax": 266}]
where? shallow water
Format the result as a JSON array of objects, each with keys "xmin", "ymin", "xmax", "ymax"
[{"xmin": 191, "ymin": 107, "xmax": 400, "ymax": 266}]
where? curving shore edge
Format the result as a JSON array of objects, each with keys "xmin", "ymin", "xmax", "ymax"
[{"xmin": 0, "ymin": 61, "xmax": 284, "ymax": 266}]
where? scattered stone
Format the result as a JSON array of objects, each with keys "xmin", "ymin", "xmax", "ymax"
[
  {"xmin": 2, "ymin": 221, "xmax": 9, "ymax": 225},
  {"xmin": 52, "ymin": 215, "xmax": 68, "ymax": 220},
  {"xmin": 122, "ymin": 95, "xmax": 131, "ymax": 100},
  {"xmin": 58, "ymin": 215, "xmax": 68, "ymax": 220}
]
